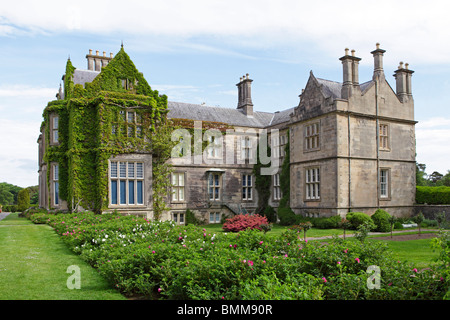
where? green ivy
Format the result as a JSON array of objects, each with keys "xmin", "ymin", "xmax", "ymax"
[{"xmin": 42, "ymin": 48, "xmax": 171, "ymax": 215}]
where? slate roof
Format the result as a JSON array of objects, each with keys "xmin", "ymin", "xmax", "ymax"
[
  {"xmin": 268, "ymin": 107, "xmax": 295, "ymax": 127},
  {"xmin": 70, "ymin": 68, "xmax": 294, "ymax": 128},
  {"xmin": 167, "ymin": 101, "xmax": 277, "ymax": 128},
  {"xmin": 72, "ymin": 69, "xmax": 100, "ymax": 87},
  {"xmin": 316, "ymin": 77, "xmax": 374, "ymax": 99}
]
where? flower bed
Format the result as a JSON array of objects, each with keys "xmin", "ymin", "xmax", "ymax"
[{"xmin": 28, "ymin": 210, "xmax": 448, "ymax": 300}]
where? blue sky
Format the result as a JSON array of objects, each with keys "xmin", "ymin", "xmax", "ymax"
[{"xmin": 1, "ymin": 0, "xmax": 449, "ymax": 188}]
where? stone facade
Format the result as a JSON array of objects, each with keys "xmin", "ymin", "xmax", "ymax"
[
  {"xmin": 38, "ymin": 44, "xmax": 416, "ymax": 224},
  {"xmin": 289, "ymin": 44, "xmax": 416, "ymax": 218}
]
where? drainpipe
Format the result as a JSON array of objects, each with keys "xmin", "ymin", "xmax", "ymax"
[
  {"xmin": 348, "ymin": 112, "xmax": 351, "ymax": 213},
  {"xmin": 375, "ymin": 80, "xmax": 380, "ymax": 209}
]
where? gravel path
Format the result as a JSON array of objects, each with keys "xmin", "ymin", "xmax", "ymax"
[{"xmin": 0, "ymin": 212, "xmax": 10, "ymax": 221}]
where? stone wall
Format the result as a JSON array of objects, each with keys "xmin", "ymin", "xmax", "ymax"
[{"xmin": 414, "ymin": 205, "xmax": 450, "ymax": 221}]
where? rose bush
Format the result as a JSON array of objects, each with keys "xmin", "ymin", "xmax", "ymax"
[{"xmin": 28, "ymin": 210, "xmax": 449, "ymax": 300}]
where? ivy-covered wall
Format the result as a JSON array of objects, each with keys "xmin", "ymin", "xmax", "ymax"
[{"xmin": 42, "ymin": 48, "xmax": 169, "ymax": 214}]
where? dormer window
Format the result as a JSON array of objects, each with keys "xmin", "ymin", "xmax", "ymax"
[{"xmin": 121, "ymin": 79, "xmax": 133, "ymax": 90}]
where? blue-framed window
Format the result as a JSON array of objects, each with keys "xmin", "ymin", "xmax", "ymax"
[{"xmin": 110, "ymin": 161, "xmax": 144, "ymax": 206}]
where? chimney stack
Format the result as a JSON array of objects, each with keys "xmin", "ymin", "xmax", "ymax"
[
  {"xmin": 339, "ymin": 48, "xmax": 361, "ymax": 99},
  {"xmin": 86, "ymin": 49, "xmax": 114, "ymax": 71},
  {"xmin": 394, "ymin": 61, "xmax": 414, "ymax": 102},
  {"xmin": 236, "ymin": 73, "xmax": 253, "ymax": 116},
  {"xmin": 371, "ymin": 43, "xmax": 386, "ymax": 81}
]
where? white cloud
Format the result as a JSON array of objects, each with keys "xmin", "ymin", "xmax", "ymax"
[
  {"xmin": 0, "ymin": 118, "xmax": 41, "ymax": 187},
  {"xmin": 416, "ymin": 117, "xmax": 450, "ymax": 175},
  {"xmin": 0, "ymin": 85, "xmax": 55, "ymax": 98},
  {"xmin": 1, "ymin": 1, "xmax": 450, "ymax": 65}
]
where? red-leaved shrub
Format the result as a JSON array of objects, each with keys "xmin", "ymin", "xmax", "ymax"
[{"xmin": 222, "ymin": 214, "xmax": 269, "ymax": 232}]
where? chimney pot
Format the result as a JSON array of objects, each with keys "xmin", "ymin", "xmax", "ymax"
[
  {"xmin": 89, "ymin": 49, "xmax": 93, "ymax": 55},
  {"xmin": 110, "ymin": 53, "xmax": 113, "ymax": 58},
  {"xmin": 96, "ymin": 50, "xmax": 99, "ymax": 56},
  {"xmin": 351, "ymin": 49, "xmax": 355, "ymax": 56},
  {"xmin": 236, "ymin": 73, "xmax": 253, "ymax": 116},
  {"xmin": 345, "ymin": 48, "xmax": 349, "ymax": 56},
  {"xmin": 376, "ymin": 42, "xmax": 380, "ymax": 49},
  {"xmin": 405, "ymin": 63, "xmax": 409, "ymax": 69},
  {"xmin": 103, "ymin": 51, "xmax": 106, "ymax": 57}
]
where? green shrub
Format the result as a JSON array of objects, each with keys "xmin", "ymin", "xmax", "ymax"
[
  {"xmin": 277, "ymin": 207, "xmax": 296, "ymax": 226},
  {"xmin": 185, "ymin": 209, "xmax": 203, "ymax": 225},
  {"xmin": 371, "ymin": 209, "xmax": 391, "ymax": 232},
  {"xmin": 263, "ymin": 206, "xmax": 276, "ymax": 223},
  {"xmin": 312, "ymin": 215, "xmax": 341, "ymax": 229},
  {"xmin": 416, "ymin": 186, "xmax": 450, "ymax": 204},
  {"xmin": 346, "ymin": 212, "xmax": 375, "ymax": 230},
  {"xmin": 394, "ymin": 221, "xmax": 404, "ymax": 230},
  {"xmin": 17, "ymin": 188, "xmax": 30, "ymax": 212}
]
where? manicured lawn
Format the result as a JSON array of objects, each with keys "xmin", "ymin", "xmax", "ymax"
[
  {"xmin": 0, "ymin": 213, "xmax": 126, "ymax": 300},
  {"xmin": 371, "ymin": 237, "xmax": 440, "ymax": 269}
]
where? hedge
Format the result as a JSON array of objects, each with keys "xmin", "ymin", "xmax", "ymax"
[{"xmin": 416, "ymin": 186, "xmax": 450, "ymax": 205}]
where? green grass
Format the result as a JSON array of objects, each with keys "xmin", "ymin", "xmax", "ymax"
[
  {"xmin": 370, "ymin": 237, "xmax": 440, "ymax": 269},
  {"xmin": 0, "ymin": 213, "xmax": 126, "ymax": 300}
]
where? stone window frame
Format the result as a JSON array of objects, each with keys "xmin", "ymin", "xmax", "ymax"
[
  {"xmin": 379, "ymin": 123, "xmax": 390, "ymax": 151},
  {"xmin": 305, "ymin": 166, "xmax": 321, "ymax": 201},
  {"xmin": 304, "ymin": 121, "xmax": 321, "ymax": 152},
  {"xmin": 242, "ymin": 174, "xmax": 253, "ymax": 201},
  {"xmin": 379, "ymin": 167, "xmax": 391, "ymax": 200},
  {"xmin": 273, "ymin": 173, "xmax": 282, "ymax": 201},
  {"xmin": 205, "ymin": 131, "xmax": 223, "ymax": 160},
  {"xmin": 209, "ymin": 212, "xmax": 221, "ymax": 224},
  {"xmin": 109, "ymin": 159, "xmax": 145, "ymax": 206},
  {"xmin": 171, "ymin": 172, "xmax": 186, "ymax": 203},
  {"xmin": 207, "ymin": 172, "xmax": 222, "ymax": 201},
  {"xmin": 50, "ymin": 114, "xmax": 59, "ymax": 145},
  {"xmin": 52, "ymin": 162, "xmax": 60, "ymax": 206},
  {"xmin": 172, "ymin": 211, "xmax": 185, "ymax": 225},
  {"xmin": 113, "ymin": 109, "xmax": 143, "ymax": 138}
]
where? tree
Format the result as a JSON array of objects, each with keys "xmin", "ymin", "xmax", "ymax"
[
  {"xmin": 412, "ymin": 212, "xmax": 424, "ymax": 236},
  {"xmin": 416, "ymin": 162, "xmax": 428, "ymax": 186},
  {"xmin": 436, "ymin": 212, "xmax": 446, "ymax": 229},
  {"xmin": 0, "ymin": 184, "xmax": 14, "ymax": 206},
  {"xmin": 428, "ymin": 171, "xmax": 444, "ymax": 185},
  {"xmin": 339, "ymin": 218, "xmax": 352, "ymax": 240},
  {"xmin": 17, "ymin": 188, "xmax": 30, "ymax": 212},
  {"xmin": 0, "ymin": 182, "xmax": 22, "ymax": 204},
  {"xmin": 442, "ymin": 170, "xmax": 450, "ymax": 187},
  {"xmin": 388, "ymin": 215, "xmax": 397, "ymax": 239}
]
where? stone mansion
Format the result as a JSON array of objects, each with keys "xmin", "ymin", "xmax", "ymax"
[{"xmin": 37, "ymin": 44, "xmax": 416, "ymax": 223}]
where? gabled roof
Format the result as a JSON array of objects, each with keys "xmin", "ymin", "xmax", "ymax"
[
  {"xmin": 315, "ymin": 77, "xmax": 374, "ymax": 100},
  {"xmin": 268, "ymin": 107, "xmax": 295, "ymax": 127}
]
